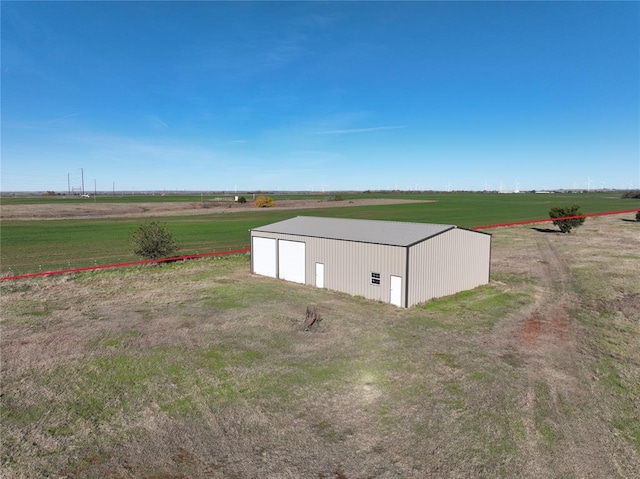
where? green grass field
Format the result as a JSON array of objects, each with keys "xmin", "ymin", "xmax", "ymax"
[
  {"xmin": 1, "ymin": 192, "xmax": 637, "ymax": 276},
  {"xmin": 2, "ymin": 214, "xmax": 639, "ymax": 477}
]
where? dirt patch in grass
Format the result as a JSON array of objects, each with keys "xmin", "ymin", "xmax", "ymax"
[
  {"xmin": 1, "ymin": 215, "xmax": 639, "ymax": 478},
  {"xmin": 0, "ymin": 198, "xmax": 428, "ymax": 220}
]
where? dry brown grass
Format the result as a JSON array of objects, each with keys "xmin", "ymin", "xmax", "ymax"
[
  {"xmin": 1, "ymin": 215, "xmax": 639, "ymax": 478},
  {"xmin": 0, "ymin": 198, "xmax": 426, "ymax": 220}
]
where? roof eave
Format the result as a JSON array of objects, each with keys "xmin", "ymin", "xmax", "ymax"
[{"xmin": 405, "ymin": 225, "xmax": 457, "ymax": 247}]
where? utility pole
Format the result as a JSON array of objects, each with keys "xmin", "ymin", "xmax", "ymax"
[
  {"xmin": 67, "ymin": 173, "xmax": 71, "ymax": 195},
  {"xmin": 81, "ymin": 168, "xmax": 85, "ymax": 195}
]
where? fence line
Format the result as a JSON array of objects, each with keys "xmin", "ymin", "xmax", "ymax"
[
  {"xmin": 0, "ymin": 248, "xmax": 250, "ymax": 281},
  {"xmin": 472, "ymin": 208, "xmax": 639, "ymax": 230},
  {"xmin": 2, "ymin": 208, "xmax": 638, "ymax": 281}
]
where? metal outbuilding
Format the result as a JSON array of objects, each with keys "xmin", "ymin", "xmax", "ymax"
[{"xmin": 250, "ymin": 216, "xmax": 491, "ymax": 308}]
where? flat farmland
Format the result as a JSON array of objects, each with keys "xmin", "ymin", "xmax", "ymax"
[
  {"xmin": 1, "ymin": 214, "xmax": 638, "ymax": 478},
  {"xmin": 1, "ymin": 192, "xmax": 637, "ymax": 276}
]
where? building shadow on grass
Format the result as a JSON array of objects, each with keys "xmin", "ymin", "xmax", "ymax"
[{"xmin": 531, "ymin": 227, "xmax": 561, "ymax": 234}]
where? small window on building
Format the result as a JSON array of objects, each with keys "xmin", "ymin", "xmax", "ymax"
[{"xmin": 371, "ymin": 272, "xmax": 381, "ymax": 285}]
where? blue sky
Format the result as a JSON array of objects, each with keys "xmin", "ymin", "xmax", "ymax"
[{"xmin": 2, "ymin": 1, "xmax": 639, "ymax": 192}]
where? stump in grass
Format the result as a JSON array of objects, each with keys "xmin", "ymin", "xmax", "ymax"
[{"xmin": 304, "ymin": 306, "xmax": 322, "ymax": 331}]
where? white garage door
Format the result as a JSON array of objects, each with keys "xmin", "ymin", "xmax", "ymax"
[
  {"xmin": 252, "ymin": 237, "xmax": 277, "ymax": 278},
  {"xmin": 278, "ymin": 240, "xmax": 305, "ymax": 284}
]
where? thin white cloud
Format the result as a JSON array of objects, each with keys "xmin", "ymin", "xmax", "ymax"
[
  {"xmin": 45, "ymin": 112, "xmax": 80, "ymax": 123},
  {"xmin": 313, "ymin": 125, "xmax": 406, "ymax": 135},
  {"xmin": 293, "ymin": 11, "xmax": 343, "ymax": 28},
  {"xmin": 192, "ymin": 35, "xmax": 307, "ymax": 81},
  {"xmin": 146, "ymin": 115, "xmax": 169, "ymax": 130}
]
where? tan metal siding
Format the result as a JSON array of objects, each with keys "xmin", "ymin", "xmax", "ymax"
[
  {"xmin": 250, "ymin": 231, "xmax": 406, "ymax": 304},
  {"xmin": 306, "ymin": 237, "xmax": 406, "ymax": 304},
  {"xmin": 407, "ymin": 229, "xmax": 491, "ymax": 307}
]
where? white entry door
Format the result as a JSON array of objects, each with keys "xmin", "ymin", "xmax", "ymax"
[
  {"xmin": 315, "ymin": 263, "xmax": 325, "ymax": 288},
  {"xmin": 390, "ymin": 275, "xmax": 402, "ymax": 307},
  {"xmin": 278, "ymin": 240, "xmax": 306, "ymax": 284}
]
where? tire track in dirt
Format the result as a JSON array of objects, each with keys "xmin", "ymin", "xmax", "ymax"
[
  {"xmin": 510, "ymin": 234, "xmax": 621, "ymax": 478},
  {"xmin": 515, "ymin": 235, "xmax": 574, "ymax": 478}
]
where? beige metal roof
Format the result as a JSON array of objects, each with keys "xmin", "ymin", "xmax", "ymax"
[{"xmin": 252, "ymin": 216, "xmax": 457, "ymax": 247}]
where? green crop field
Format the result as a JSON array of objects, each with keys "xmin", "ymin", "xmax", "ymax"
[{"xmin": 1, "ymin": 192, "xmax": 637, "ymax": 276}]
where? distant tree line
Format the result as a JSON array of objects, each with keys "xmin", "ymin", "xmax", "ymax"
[{"xmin": 621, "ymin": 190, "xmax": 640, "ymax": 199}]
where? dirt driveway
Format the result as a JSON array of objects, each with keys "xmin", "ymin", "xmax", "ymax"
[
  {"xmin": 487, "ymin": 215, "xmax": 640, "ymax": 477},
  {"xmin": 0, "ymin": 198, "xmax": 428, "ymax": 220}
]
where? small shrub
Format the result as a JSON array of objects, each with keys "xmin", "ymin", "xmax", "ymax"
[
  {"xmin": 549, "ymin": 205, "xmax": 585, "ymax": 233},
  {"xmin": 130, "ymin": 221, "xmax": 180, "ymax": 260},
  {"xmin": 237, "ymin": 196, "xmax": 247, "ymax": 204},
  {"xmin": 254, "ymin": 196, "xmax": 275, "ymax": 208},
  {"xmin": 621, "ymin": 190, "xmax": 640, "ymax": 199}
]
